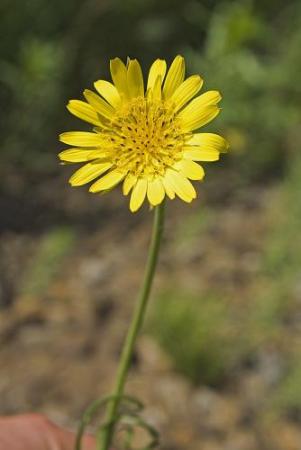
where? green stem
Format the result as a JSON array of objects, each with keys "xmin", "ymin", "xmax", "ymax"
[{"xmin": 98, "ymin": 202, "xmax": 165, "ymax": 450}]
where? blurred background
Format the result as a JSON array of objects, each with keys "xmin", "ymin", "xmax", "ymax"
[{"xmin": 1, "ymin": 0, "xmax": 301, "ymax": 448}]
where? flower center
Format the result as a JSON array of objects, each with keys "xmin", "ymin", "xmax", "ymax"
[{"xmin": 101, "ymin": 97, "xmax": 188, "ymax": 178}]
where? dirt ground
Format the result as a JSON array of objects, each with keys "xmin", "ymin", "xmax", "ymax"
[{"xmin": 0, "ymin": 170, "xmax": 300, "ymax": 450}]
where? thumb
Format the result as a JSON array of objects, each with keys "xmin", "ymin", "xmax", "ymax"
[
  {"xmin": 55, "ymin": 428, "xmax": 96, "ymax": 450},
  {"xmin": 79, "ymin": 434, "xmax": 96, "ymax": 450}
]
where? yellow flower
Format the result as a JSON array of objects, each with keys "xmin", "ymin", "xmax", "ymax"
[{"xmin": 59, "ymin": 56, "xmax": 228, "ymax": 212}]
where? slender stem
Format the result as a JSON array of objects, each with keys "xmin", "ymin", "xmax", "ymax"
[{"xmin": 98, "ymin": 202, "xmax": 165, "ymax": 450}]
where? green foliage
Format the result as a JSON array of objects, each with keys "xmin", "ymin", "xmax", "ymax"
[
  {"xmin": 263, "ymin": 158, "xmax": 301, "ymax": 277},
  {"xmin": 2, "ymin": 39, "xmax": 65, "ymax": 169},
  {"xmin": 271, "ymin": 358, "xmax": 301, "ymax": 416},
  {"xmin": 150, "ymin": 155, "xmax": 301, "ymax": 399},
  {"xmin": 149, "ymin": 290, "xmax": 250, "ymax": 386},
  {"xmin": 187, "ymin": 1, "xmax": 301, "ymax": 180},
  {"xmin": 254, "ymin": 156, "xmax": 301, "ymax": 417},
  {"xmin": 1, "ymin": 0, "xmax": 301, "ymax": 181},
  {"xmin": 251, "ymin": 155, "xmax": 301, "ymax": 333},
  {"xmin": 21, "ymin": 227, "xmax": 76, "ymax": 297},
  {"xmin": 174, "ymin": 206, "xmax": 213, "ymax": 246}
]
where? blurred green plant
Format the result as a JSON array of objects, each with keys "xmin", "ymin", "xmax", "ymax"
[
  {"xmin": 250, "ymin": 154, "xmax": 301, "ymax": 338},
  {"xmin": 270, "ymin": 358, "xmax": 301, "ymax": 418},
  {"xmin": 149, "ymin": 154, "xmax": 301, "ymax": 412},
  {"xmin": 256, "ymin": 155, "xmax": 301, "ymax": 417},
  {"xmin": 21, "ymin": 226, "xmax": 76, "ymax": 297},
  {"xmin": 174, "ymin": 206, "xmax": 213, "ymax": 246},
  {"xmin": 188, "ymin": 1, "xmax": 301, "ymax": 181},
  {"xmin": 149, "ymin": 289, "xmax": 251, "ymax": 386},
  {"xmin": 1, "ymin": 0, "xmax": 301, "ymax": 182}
]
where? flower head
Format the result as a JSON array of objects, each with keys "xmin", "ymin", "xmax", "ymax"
[{"xmin": 59, "ymin": 56, "xmax": 228, "ymax": 212}]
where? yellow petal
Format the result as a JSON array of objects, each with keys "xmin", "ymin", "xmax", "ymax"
[
  {"xmin": 130, "ymin": 178, "xmax": 147, "ymax": 212},
  {"xmin": 67, "ymin": 100, "xmax": 101, "ymax": 126},
  {"xmin": 150, "ymin": 75, "xmax": 162, "ymax": 101},
  {"xmin": 83, "ymin": 90, "xmax": 115, "ymax": 120},
  {"xmin": 163, "ymin": 55, "xmax": 185, "ymax": 99},
  {"xmin": 186, "ymin": 133, "xmax": 229, "ymax": 153},
  {"xmin": 123, "ymin": 173, "xmax": 137, "ymax": 195},
  {"xmin": 147, "ymin": 59, "xmax": 167, "ymax": 90},
  {"xmin": 127, "ymin": 59, "xmax": 144, "ymax": 98},
  {"xmin": 164, "ymin": 169, "xmax": 196, "ymax": 202},
  {"xmin": 147, "ymin": 178, "xmax": 165, "ymax": 206},
  {"xmin": 89, "ymin": 169, "xmax": 125, "ymax": 192},
  {"xmin": 110, "ymin": 57, "xmax": 129, "ymax": 98},
  {"xmin": 86, "ymin": 150, "xmax": 110, "ymax": 160},
  {"xmin": 175, "ymin": 160, "xmax": 205, "ymax": 180},
  {"xmin": 94, "ymin": 80, "xmax": 121, "ymax": 108},
  {"xmin": 179, "ymin": 105, "xmax": 220, "ymax": 132},
  {"xmin": 178, "ymin": 91, "xmax": 222, "ymax": 131},
  {"xmin": 183, "ymin": 148, "xmax": 220, "ymax": 162},
  {"xmin": 162, "ymin": 177, "xmax": 175, "ymax": 199},
  {"xmin": 59, "ymin": 131, "xmax": 103, "ymax": 147},
  {"xmin": 59, "ymin": 148, "xmax": 105, "ymax": 163},
  {"xmin": 171, "ymin": 75, "xmax": 203, "ymax": 112},
  {"xmin": 194, "ymin": 90, "xmax": 222, "ymax": 107},
  {"xmin": 69, "ymin": 162, "xmax": 112, "ymax": 186}
]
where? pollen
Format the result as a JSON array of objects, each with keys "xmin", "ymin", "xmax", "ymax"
[{"xmin": 104, "ymin": 97, "xmax": 188, "ymax": 179}]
